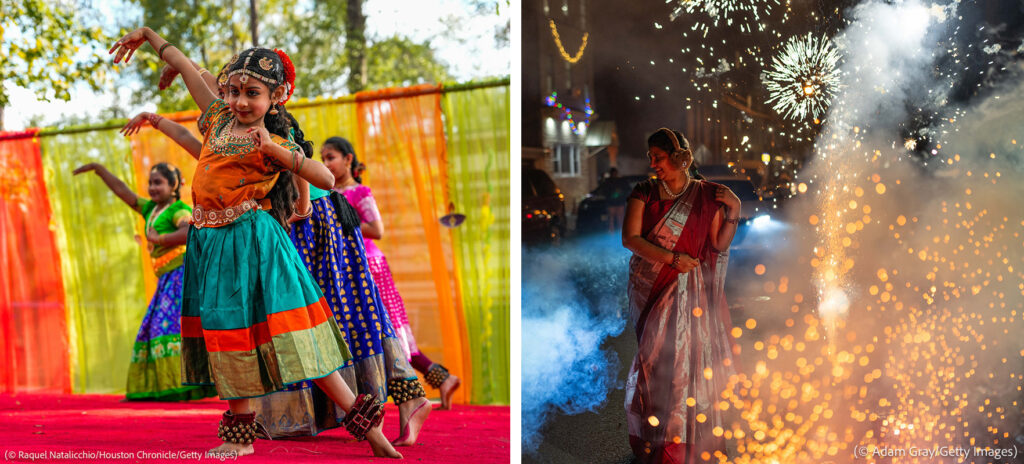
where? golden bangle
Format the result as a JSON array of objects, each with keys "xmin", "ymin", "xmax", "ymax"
[{"xmin": 198, "ymin": 68, "xmax": 211, "ymax": 77}]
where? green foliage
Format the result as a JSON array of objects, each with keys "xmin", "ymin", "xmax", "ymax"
[
  {"xmin": 365, "ymin": 35, "xmax": 451, "ymax": 89},
  {"xmin": 127, "ymin": 0, "xmax": 452, "ymax": 106},
  {"xmin": 0, "ymin": 0, "xmax": 111, "ymax": 107},
  {"xmin": 122, "ymin": 0, "xmax": 252, "ymax": 113}
]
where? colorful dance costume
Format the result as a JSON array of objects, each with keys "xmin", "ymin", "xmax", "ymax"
[
  {"xmin": 340, "ymin": 184, "xmax": 454, "ymax": 389},
  {"xmin": 179, "ymin": 99, "xmax": 352, "ymax": 400},
  {"xmin": 126, "ymin": 198, "xmax": 217, "ymax": 401},
  {"xmin": 253, "ymin": 185, "xmax": 426, "ymax": 437}
]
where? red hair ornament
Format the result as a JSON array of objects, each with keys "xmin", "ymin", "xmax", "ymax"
[{"xmin": 273, "ymin": 48, "xmax": 296, "ymax": 104}]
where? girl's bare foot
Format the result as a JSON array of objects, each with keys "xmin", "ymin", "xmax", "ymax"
[
  {"xmin": 392, "ymin": 397, "xmax": 431, "ymax": 446},
  {"xmin": 368, "ymin": 427, "xmax": 403, "ymax": 458},
  {"xmin": 207, "ymin": 441, "xmax": 253, "ymax": 457},
  {"xmin": 439, "ymin": 374, "xmax": 461, "ymax": 410}
]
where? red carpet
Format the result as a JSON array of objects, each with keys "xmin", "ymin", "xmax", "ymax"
[{"xmin": 0, "ymin": 394, "xmax": 509, "ymax": 463}]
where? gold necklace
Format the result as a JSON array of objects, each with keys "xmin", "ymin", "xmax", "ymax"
[{"xmin": 660, "ymin": 178, "xmax": 689, "ymax": 199}]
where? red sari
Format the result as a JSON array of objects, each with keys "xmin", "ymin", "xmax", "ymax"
[{"xmin": 625, "ymin": 179, "xmax": 738, "ymax": 464}]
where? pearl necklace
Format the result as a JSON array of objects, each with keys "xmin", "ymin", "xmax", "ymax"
[{"xmin": 660, "ymin": 178, "xmax": 689, "ymax": 199}]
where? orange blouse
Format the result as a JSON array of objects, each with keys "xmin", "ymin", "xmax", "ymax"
[{"xmin": 191, "ymin": 99, "xmax": 299, "ymax": 224}]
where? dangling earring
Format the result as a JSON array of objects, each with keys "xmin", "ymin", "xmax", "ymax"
[{"xmin": 269, "ymin": 103, "xmax": 279, "ymax": 115}]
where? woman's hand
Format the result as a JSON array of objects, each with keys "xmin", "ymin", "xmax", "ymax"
[
  {"xmin": 247, "ymin": 126, "xmax": 278, "ymax": 154},
  {"xmin": 158, "ymin": 65, "xmax": 179, "ymax": 90},
  {"xmin": 716, "ymin": 185, "xmax": 741, "ymax": 217},
  {"xmin": 671, "ymin": 253, "xmax": 699, "ymax": 273},
  {"xmin": 72, "ymin": 163, "xmax": 100, "ymax": 175},
  {"xmin": 109, "ymin": 27, "xmax": 150, "ymax": 64},
  {"xmin": 120, "ymin": 112, "xmax": 151, "ymax": 137}
]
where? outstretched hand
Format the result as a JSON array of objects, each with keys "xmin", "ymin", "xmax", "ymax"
[
  {"xmin": 158, "ymin": 65, "xmax": 179, "ymax": 90},
  {"xmin": 120, "ymin": 113, "xmax": 150, "ymax": 137},
  {"xmin": 73, "ymin": 163, "xmax": 100, "ymax": 175},
  {"xmin": 109, "ymin": 27, "xmax": 148, "ymax": 64}
]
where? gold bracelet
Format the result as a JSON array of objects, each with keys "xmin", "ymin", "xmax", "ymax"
[
  {"xmin": 198, "ymin": 68, "xmax": 211, "ymax": 77},
  {"xmin": 294, "ymin": 204, "xmax": 313, "ymax": 218}
]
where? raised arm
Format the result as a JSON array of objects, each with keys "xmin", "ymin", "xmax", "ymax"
[
  {"xmin": 110, "ymin": 27, "xmax": 217, "ymax": 113},
  {"xmin": 158, "ymin": 60, "xmax": 220, "ymax": 97},
  {"xmin": 72, "ymin": 163, "xmax": 138, "ymax": 208},
  {"xmin": 121, "ymin": 112, "xmax": 202, "ymax": 159}
]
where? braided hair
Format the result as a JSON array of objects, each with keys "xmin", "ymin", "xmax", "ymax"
[
  {"xmin": 150, "ymin": 162, "xmax": 183, "ymax": 201},
  {"xmin": 221, "ymin": 47, "xmax": 311, "ymax": 228}
]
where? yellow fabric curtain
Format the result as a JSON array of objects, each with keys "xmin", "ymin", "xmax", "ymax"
[
  {"xmin": 442, "ymin": 84, "xmax": 511, "ymax": 404},
  {"xmin": 354, "ymin": 85, "xmax": 468, "ymax": 405},
  {"xmin": 40, "ymin": 130, "xmax": 148, "ymax": 394}
]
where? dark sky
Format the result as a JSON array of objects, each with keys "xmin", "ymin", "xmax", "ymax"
[{"xmin": 583, "ymin": 0, "xmax": 1024, "ymax": 159}]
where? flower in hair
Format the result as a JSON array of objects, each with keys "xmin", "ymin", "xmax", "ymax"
[{"xmin": 273, "ymin": 48, "xmax": 296, "ymax": 104}]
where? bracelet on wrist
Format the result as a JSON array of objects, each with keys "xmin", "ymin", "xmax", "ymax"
[{"xmin": 158, "ymin": 42, "xmax": 174, "ymax": 60}]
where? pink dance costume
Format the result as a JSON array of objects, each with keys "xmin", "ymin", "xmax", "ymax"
[{"xmin": 338, "ymin": 184, "xmax": 452, "ymax": 389}]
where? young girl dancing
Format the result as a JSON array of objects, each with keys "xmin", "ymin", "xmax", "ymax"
[
  {"xmin": 109, "ymin": 27, "xmax": 401, "ymax": 458},
  {"xmin": 72, "ymin": 161, "xmax": 216, "ymax": 402},
  {"xmin": 132, "ymin": 52, "xmax": 432, "ymax": 446},
  {"xmin": 323, "ymin": 137, "xmax": 462, "ymax": 409}
]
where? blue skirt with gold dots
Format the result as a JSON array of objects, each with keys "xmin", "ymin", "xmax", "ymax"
[{"xmin": 251, "ymin": 195, "xmax": 417, "ymax": 437}]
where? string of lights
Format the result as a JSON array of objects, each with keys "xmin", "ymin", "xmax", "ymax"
[{"xmin": 549, "ymin": 19, "xmax": 589, "ymax": 64}]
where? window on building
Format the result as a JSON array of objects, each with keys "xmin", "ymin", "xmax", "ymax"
[{"xmin": 551, "ymin": 143, "xmax": 581, "ymax": 177}]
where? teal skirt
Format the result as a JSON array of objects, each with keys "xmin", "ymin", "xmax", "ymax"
[{"xmin": 179, "ymin": 209, "xmax": 352, "ymax": 400}]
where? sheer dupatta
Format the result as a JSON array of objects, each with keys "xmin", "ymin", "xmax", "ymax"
[{"xmin": 625, "ymin": 180, "xmax": 737, "ymax": 463}]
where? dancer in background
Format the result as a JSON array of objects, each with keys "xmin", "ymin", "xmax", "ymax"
[
  {"xmin": 72, "ymin": 161, "xmax": 216, "ymax": 402},
  {"xmin": 322, "ymin": 137, "xmax": 462, "ymax": 410},
  {"xmin": 110, "ymin": 27, "xmax": 401, "ymax": 458}
]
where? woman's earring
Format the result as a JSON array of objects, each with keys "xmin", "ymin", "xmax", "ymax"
[{"xmin": 269, "ymin": 103, "xmax": 279, "ymax": 115}]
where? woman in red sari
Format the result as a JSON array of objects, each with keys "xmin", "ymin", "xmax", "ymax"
[{"xmin": 622, "ymin": 128, "xmax": 742, "ymax": 463}]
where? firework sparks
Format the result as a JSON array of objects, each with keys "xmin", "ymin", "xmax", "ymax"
[
  {"xmin": 762, "ymin": 33, "xmax": 842, "ymax": 121},
  {"xmin": 667, "ymin": 0, "xmax": 781, "ymax": 35}
]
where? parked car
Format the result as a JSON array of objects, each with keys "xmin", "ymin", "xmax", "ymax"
[
  {"xmin": 576, "ymin": 175, "xmax": 651, "ymax": 234},
  {"xmin": 523, "ymin": 167, "xmax": 566, "ymax": 244}
]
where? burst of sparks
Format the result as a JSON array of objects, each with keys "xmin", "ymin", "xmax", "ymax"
[
  {"xmin": 667, "ymin": 0, "xmax": 781, "ymax": 35},
  {"xmin": 762, "ymin": 33, "xmax": 842, "ymax": 121}
]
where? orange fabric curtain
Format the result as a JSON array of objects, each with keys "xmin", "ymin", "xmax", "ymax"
[
  {"xmin": 0, "ymin": 130, "xmax": 71, "ymax": 393},
  {"xmin": 355, "ymin": 85, "xmax": 469, "ymax": 404},
  {"xmin": 128, "ymin": 111, "xmax": 202, "ymax": 296}
]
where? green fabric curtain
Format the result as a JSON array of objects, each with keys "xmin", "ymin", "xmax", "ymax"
[
  {"xmin": 40, "ymin": 131, "xmax": 148, "ymax": 394},
  {"xmin": 442, "ymin": 85, "xmax": 510, "ymax": 404}
]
